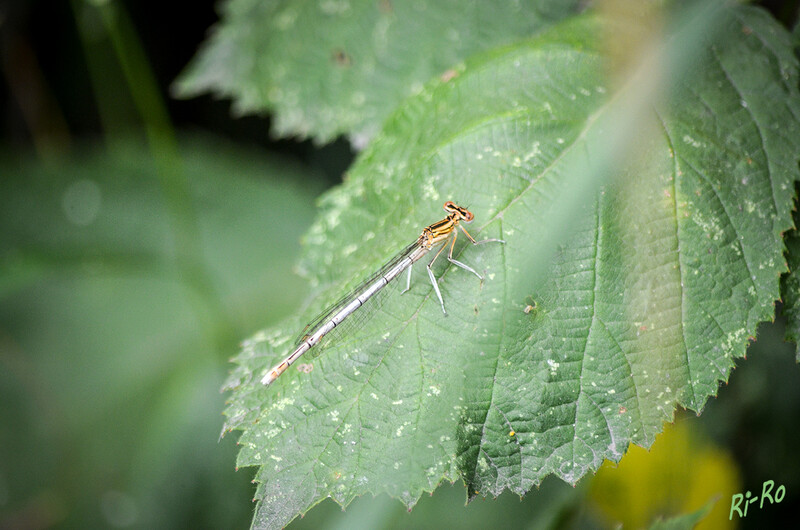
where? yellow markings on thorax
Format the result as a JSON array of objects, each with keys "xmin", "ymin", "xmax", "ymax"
[{"xmin": 420, "ymin": 201, "xmax": 474, "ymax": 249}]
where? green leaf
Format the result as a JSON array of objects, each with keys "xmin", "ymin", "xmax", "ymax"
[
  {"xmin": 783, "ymin": 0, "xmax": 800, "ymax": 363},
  {"xmin": 223, "ymin": 5, "xmax": 800, "ymax": 529},
  {"xmin": 781, "ymin": 187, "xmax": 800, "ymax": 362},
  {"xmin": 174, "ymin": 0, "xmax": 582, "ymax": 146},
  {"xmin": 647, "ymin": 499, "xmax": 715, "ymax": 530}
]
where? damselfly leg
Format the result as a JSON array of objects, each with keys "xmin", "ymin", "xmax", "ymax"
[
  {"xmin": 400, "ymin": 224, "xmax": 504, "ymax": 315},
  {"xmin": 426, "ymin": 225, "xmax": 504, "ymax": 314}
]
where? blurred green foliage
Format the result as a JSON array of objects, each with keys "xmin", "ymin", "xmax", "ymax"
[
  {"xmin": 175, "ymin": 0, "xmax": 584, "ymax": 145},
  {"xmin": 0, "ymin": 135, "xmax": 325, "ymax": 527}
]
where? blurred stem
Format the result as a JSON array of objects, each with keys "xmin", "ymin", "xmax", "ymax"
[
  {"xmin": 0, "ymin": 31, "xmax": 71, "ymax": 160},
  {"xmin": 70, "ymin": 0, "xmax": 137, "ymax": 144},
  {"xmin": 70, "ymin": 0, "xmax": 238, "ymax": 351}
]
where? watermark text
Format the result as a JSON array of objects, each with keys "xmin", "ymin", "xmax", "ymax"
[{"xmin": 729, "ymin": 480, "xmax": 785, "ymax": 520}]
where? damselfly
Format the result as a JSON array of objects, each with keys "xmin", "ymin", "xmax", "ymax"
[{"xmin": 262, "ymin": 201, "xmax": 503, "ymax": 385}]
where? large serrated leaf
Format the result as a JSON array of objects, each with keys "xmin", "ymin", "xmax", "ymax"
[
  {"xmin": 174, "ymin": 0, "xmax": 582, "ymax": 146},
  {"xmin": 222, "ymin": 5, "xmax": 800, "ymax": 529}
]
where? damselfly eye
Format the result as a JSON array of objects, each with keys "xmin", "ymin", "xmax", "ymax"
[{"xmin": 443, "ymin": 201, "xmax": 456, "ymax": 212}]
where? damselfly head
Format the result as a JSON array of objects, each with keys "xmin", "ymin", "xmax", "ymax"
[{"xmin": 443, "ymin": 201, "xmax": 474, "ymax": 222}]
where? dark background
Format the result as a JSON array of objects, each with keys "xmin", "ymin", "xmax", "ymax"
[{"xmin": 1, "ymin": 0, "xmax": 355, "ymax": 183}]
